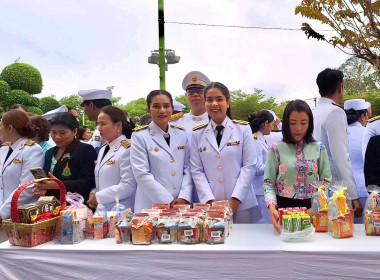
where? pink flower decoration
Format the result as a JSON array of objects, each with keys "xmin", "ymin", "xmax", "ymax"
[
  {"xmin": 284, "ymin": 178, "xmax": 289, "ymax": 184},
  {"xmin": 312, "ymin": 164, "xmax": 318, "ymax": 172},
  {"xmin": 284, "ymin": 187, "xmax": 292, "ymax": 197},
  {"xmin": 279, "ymin": 163, "xmax": 287, "ymax": 174}
]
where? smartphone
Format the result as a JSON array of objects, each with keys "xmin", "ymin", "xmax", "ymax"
[{"xmin": 30, "ymin": 167, "xmax": 47, "ymax": 179}]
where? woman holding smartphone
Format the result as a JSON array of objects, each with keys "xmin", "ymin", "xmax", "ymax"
[
  {"xmin": 191, "ymin": 82, "xmax": 258, "ymax": 223},
  {"xmin": 131, "ymin": 90, "xmax": 192, "ymax": 212}
]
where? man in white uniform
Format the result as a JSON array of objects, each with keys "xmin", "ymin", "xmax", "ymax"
[
  {"xmin": 78, "ymin": 89, "xmax": 112, "ymax": 153},
  {"xmin": 313, "ymin": 68, "xmax": 362, "ymax": 217},
  {"xmin": 362, "ymin": 115, "xmax": 380, "ymax": 159},
  {"xmin": 170, "ymin": 71, "xmax": 211, "ymax": 146}
]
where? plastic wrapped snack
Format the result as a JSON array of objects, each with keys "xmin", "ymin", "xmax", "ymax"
[
  {"xmin": 142, "ymin": 209, "xmax": 160, "ymax": 243},
  {"xmin": 364, "ymin": 185, "xmax": 380, "ymax": 236},
  {"xmin": 115, "ymin": 208, "xmax": 133, "ymax": 244},
  {"xmin": 131, "ymin": 213, "xmax": 154, "ymax": 245},
  {"xmin": 204, "ymin": 211, "xmax": 228, "ymax": 244},
  {"xmin": 156, "ymin": 212, "xmax": 178, "ymax": 244},
  {"xmin": 280, "ymin": 213, "xmax": 315, "ymax": 242},
  {"xmin": 178, "ymin": 213, "xmax": 201, "ymax": 244},
  {"xmin": 89, "ymin": 203, "xmax": 108, "ymax": 239},
  {"xmin": 311, "ymin": 185, "xmax": 329, "ymax": 232},
  {"xmin": 173, "ymin": 204, "xmax": 190, "ymax": 214},
  {"xmin": 152, "ymin": 203, "xmax": 170, "ymax": 210},
  {"xmin": 328, "ymin": 185, "xmax": 354, "ymax": 239}
]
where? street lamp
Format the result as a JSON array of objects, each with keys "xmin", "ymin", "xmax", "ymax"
[{"xmin": 148, "ymin": 49, "xmax": 180, "ymax": 65}]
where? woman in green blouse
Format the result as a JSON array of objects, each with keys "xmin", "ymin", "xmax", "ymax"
[{"xmin": 264, "ymin": 100, "xmax": 332, "ymax": 232}]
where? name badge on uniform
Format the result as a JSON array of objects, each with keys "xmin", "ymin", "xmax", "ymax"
[
  {"xmin": 177, "ymin": 145, "xmax": 188, "ymax": 150},
  {"xmin": 95, "ymin": 136, "xmax": 100, "ymax": 141},
  {"xmin": 12, "ymin": 159, "xmax": 23, "ymax": 164},
  {"xmin": 227, "ymin": 141, "xmax": 240, "ymax": 146},
  {"xmin": 106, "ymin": 160, "xmax": 115, "ymax": 165}
]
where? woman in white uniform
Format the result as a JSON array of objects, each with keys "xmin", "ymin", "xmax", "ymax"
[
  {"xmin": 131, "ymin": 90, "xmax": 193, "ymax": 212},
  {"xmin": 0, "ymin": 109, "xmax": 44, "ymax": 219},
  {"xmin": 87, "ymin": 106, "xmax": 136, "ymax": 211},
  {"xmin": 191, "ymin": 82, "xmax": 258, "ymax": 223},
  {"xmin": 344, "ymin": 99, "xmax": 370, "ymax": 223},
  {"xmin": 249, "ymin": 110, "xmax": 275, "ymax": 223}
]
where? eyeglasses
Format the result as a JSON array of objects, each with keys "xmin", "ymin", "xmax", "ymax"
[{"xmin": 186, "ymin": 89, "xmax": 204, "ymax": 95}]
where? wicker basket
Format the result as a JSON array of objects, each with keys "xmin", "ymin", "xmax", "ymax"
[{"xmin": 1, "ymin": 178, "xmax": 66, "ymax": 247}]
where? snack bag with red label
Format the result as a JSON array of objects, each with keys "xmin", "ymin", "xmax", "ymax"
[{"xmin": 204, "ymin": 210, "xmax": 228, "ymax": 244}]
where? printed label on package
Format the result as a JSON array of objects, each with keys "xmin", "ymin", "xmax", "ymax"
[
  {"xmin": 162, "ymin": 234, "xmax": 171, "ymax": 241},
  {"xmin": 211, "ymin": 231, "xmax": 221, "ymax": 238},
  {"xmin": 184, "ymin": 229, "xmax": 193, "ymax": 236}
]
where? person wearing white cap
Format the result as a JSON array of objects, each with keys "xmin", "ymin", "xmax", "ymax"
[
  {"xmin": 313, "ymin": 68, "xmax": 362, "ymax": 217},
  {"xmin": 171, "ymin": 71, "xmax": 211, "ymax": 146},
  {"xmin": 173, "ymin": 100, "xmax": 186, "ymax": 113},
  {"xmin": 264, "ymin": 109, "xmax": 283, "ymax": 147},
  {"xmin": 344, "ymin": 99, "xmax": 370, "ymax": 223},
  {"xmin": 362, "ymin": 107, "xmax": 380, "ymax": 159},
  {"xmin": 78, "ymin": 89, "xmax": 112, "ymax": 153}
]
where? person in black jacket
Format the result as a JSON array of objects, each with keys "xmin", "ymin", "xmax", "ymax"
[
  {"xmin": 33, "ymin": 113, "xmax": 97, "ymax": 202},
  {"xmin": 364, "ymin": 135, "xmax": 380, "ymax": 187}
]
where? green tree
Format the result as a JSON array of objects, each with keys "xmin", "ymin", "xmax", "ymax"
[
  {"xmin": 295, "ymin": 0, "xmax": 380, "ymax": 71},
  {"xmin": 0, "ymin": 80, "xmax": 10, "ymax": 110},
  {"xmin": 40, "ymin": 97, "xmax": 61, "ymax": 113},
  {"xmin": 59, "ymin": 95, "xmax": 82, "ymax": 109},
  {"xmin": 0, "ymin": 62, "xmax": 43, "ymax": 94},
  {"xmin": 343, "ymin": 90, "xmax": 380, "ymax": 117},
  {"xmin": 339, "ymin": 57, "xmax": 379, "ymax": 94},
  {"xmin": 230, "ymin": 89, "xmax": 278, "ymax": 120},
  {"xmin": 175, "ymin": 95, "xmax": 190, "ymax": 113},
  {"xmin": 4, "ymin": 89, "xmax": 31, "ymax": 109},
  {"xmin": 120, "ymin": 98, "xmax": 147, "ymax": 124},
  {"xmin": 26, "ymin": 106, "xmax": 43, "ymax": 115}
]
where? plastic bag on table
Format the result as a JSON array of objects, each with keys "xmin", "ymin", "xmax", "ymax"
[
  {"xmin": 115, "ymin": 208, "xmax": 133, "ymax": 244},
  {"xmin": 328, "ymin": 182, "xmax": 354, "ymax": 239},
  {"xmin": 280, "ymin": 225, "xmax": 315, "ymax": 242},
  {"xmin": 108, "ymin": 196, "xmax": 126, "ymax": 238},
  {"xmin": 311, "ymin": 182, "xmax": 329, "ymax": 232},
  {"xmin": 364, "ymin": 185, "xmax": 380, "ymax": 236}
]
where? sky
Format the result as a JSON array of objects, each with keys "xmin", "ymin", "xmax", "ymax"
[{"xmin": 0, "ymin": 0, "xmax": 351, "ymax": 106}]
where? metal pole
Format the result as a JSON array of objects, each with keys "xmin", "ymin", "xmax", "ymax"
[{"xmin": 158, "ymin": 0, "xmax": 165, "ymax": 90}]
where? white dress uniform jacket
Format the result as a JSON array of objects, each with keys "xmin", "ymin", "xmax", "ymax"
[
  {"xmin": 313, "ymin": 97, "xmax": 359, "ymax": 199},
  {"xmin": 252, "ymin": 131, "xmax": 271, "ymax": 223},
  {"xmin": 131, "ymin": 122, "xmax": 193, "ymax": 212},
  {"xmin": 0, "ymin": 138, "xmax": 44, "ymax": 218},
  {"xmin": 347, "ymin": 122, "xmax": 368, "ymax": 199},
  {"xmin": 94, "ymin": 135, "xmax": 136, "ymax": 211},
  {"xmin": 362, "ymin": 118, "xmax": 380, "ymax": 159},
  {"xmin": 88, "ymin": 127, "xmax": 106, "ymax": 154},
  {"xmin": 171, "ymin": 111, "xmax": 209, "ymax": 147},
  {"xmin": 191, "ymin": 118, "xmax": 258, "ymax": 212}
]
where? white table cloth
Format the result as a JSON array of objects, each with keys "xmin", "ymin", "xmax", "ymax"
[{"xmin": 0, "ymin": 224, "xmax": 380, "ymax": 280}]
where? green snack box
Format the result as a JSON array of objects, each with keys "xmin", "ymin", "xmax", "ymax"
[
  {"xmin": 301, "ymin": 215, "xmax": 311, "ymax": 230},
  {"xmin": 282, "ymin": 215, "xmax": 293, "ymax": 232},
  {"xmin": 293, "ymin": 215, "xmax": 302, "ymax": 232}
]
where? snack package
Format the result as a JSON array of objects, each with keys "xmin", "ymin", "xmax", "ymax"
[
  {"xmin": 204, "ymin": 211, "xmax": 227, "ymax": 244},
  {"xmin": 280, "ymin": 213, "xmax": 314, "ymax": 242},
  {"xmin": 193, "ymin": 203, "xmax": 209, "ymax": 213},
  {"xmin": 131, "ymin": 213, "xmax": 154, "ymax": 245},
  {"xmin": 364, "ymin": 185, "xmax": 380, "ymax": 236},
  {"xmin": 156, "ymin": 212, "xmax": 178, "ymax": 244},
  {"xmin": 209, "ymin": 205, "xmax": 232, "ymax": 236},
  {"xmin": 152, "ymin": 203, "xmax": 170, "ymax": 210},
  {"xmin": 173, "ymin": 204, "xmax": 190, "ymax": 214},
  {"xmin": 141, "ymin": 209, "xmax": 160, "ymax": 243},
  {"xmin": 311, "ymin": 185, "xmax": 329, "ymax": 232},
  {"xmin": 90, "ymin": 203, "xmax": 108, "ymax": 239},
  {"xmin": 328, "ymin": 185, "xmax": 354, "ymax": 239},
  {"xmin": 115, "ymin": 208, "xmax": 133, "ymax": 244},
  {"xmin": 178, "ymin": 213, "xmax": 201, "ymax": 244},
  {"xmin": 59, "ymin": 192, "xmax": 91, "ymax": 240}
]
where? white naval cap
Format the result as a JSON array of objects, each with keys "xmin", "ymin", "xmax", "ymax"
[
  {"xmin": 42, "ymin": 105, "xmax": 68, "ymax": 120},
  {"xmin": 182, "ymin": 71, "xmax": 211, "ymax": 91},
  {"xmin": 344, "ymin": 99, "xmax": 371, "ymax": 111},
  {"xmin": 78, "ymin": 89, "xmax": 112, "ymax": 106},
  {"xmin": 173, "ymin": 100, "xmax": 185, "ymax": 112},
  {"xmin": 266, "ymin": 110, "xmax": 277, "ymax": 120}
]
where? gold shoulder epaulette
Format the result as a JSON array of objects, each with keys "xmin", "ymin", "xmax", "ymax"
[
  {"xmin": 193, "ymin": 123, "xmax": 208, "ymax": 131},
  {"xmin": 121, "ymin": 140, "xmax": 131, "ymax": 149},
  {"xmin": 1, "ymin": 142, "xmax": 11, "ymax": 146},
  {"xmin": 368, "ymin": 115, "xmax": 380, "ymax": 123},
  {"xmin": 170, "ymin": 112, "xmax": 184, "ymax": 122},
  {"xmin": 25, "ymin": 140, "xmax": 36, "ymax": 146},
  {"xmin": 102, "ymin": 141, "xmax": 109, "ymax": 147},
  {"xmin": 133, "ymin": 125, "xmax": 149, "ymax": 132},
  {"xmin": 171, "ymin": 124, "xmax": 185, "ymax": 130},
  {"xmin": 253, "ymin": 133, "xmax": 258, "ymax": 139},
  {"xmin": 233, "ymin": 119, "xmax": 249, "ymax": 125}
]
